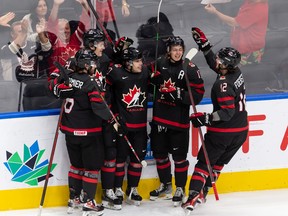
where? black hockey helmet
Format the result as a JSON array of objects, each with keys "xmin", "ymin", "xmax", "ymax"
[
  {"xmin": 216, "ymin": 47, "xmax": 241, "ymax": 70},
  {"xmin": 75, "ymin": 49, "xmax": 96, "ymax": 69},
  {"xmin": 121, "ymin": 47, "xmax": 142, "ymax": 62},
  {"xmin": 83, "ymin": 28, "xmax": 105, "ymax": 48},
  {"xmin": 166, "ymin": 36, "xmax": 185, "ymax": 52}
]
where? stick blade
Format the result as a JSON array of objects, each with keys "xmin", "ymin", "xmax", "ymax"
[{"xmin": 185, "ymin": 48, "xmax": 198, "ymax": 61}]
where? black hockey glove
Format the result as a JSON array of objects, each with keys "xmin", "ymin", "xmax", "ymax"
[
  {"xmin": 159, "ymin": 85, "xmax": 184, "ymax": 103},
  {"xmin": 52, "ymin": 80, "xmax": 73, "ymax": 98},
  {"xmin": 190, "ymin": 112, "xmax": 213, "ymax": 127},
  {"xmin": 191, "ymin": 27, "xmax": 212, "ymax": 52},
  {"xmin": 114, "ymin": 36, "xmax": 134, "ymax": 54},
  {"xmin": 109, "ymin": 115, "xmax": 128, "ymax": 137}
]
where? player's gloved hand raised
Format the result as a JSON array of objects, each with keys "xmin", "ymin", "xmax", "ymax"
[
  {"xmin": 191, "ymin": 27, "xmax": 212, "ymax": 52},
  {"xmin": 114, "ymin": 36, "xmax": 134, "ymax": 54},
  {"xmin": 53, "ymin": 82, "xmax": 73, "ymax": 98},
  {"xmin": 190, "ymin": 112, "xmax": 213, "ymax": 127},
  {"xmin": 150, "ymin": 70, "xmax": 164, "ymax": 85},
  {"xmin": 109, "ymin": 115, "xmax": 128, "ymax": 137},
  {"xmin": 159, "ymin": 85, "xmax": 184, "ymax": 102}
]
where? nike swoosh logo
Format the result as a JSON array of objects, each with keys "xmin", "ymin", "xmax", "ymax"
[
  {"xmin": 122, "ymin": 76, "xmax": 128, "ymax": 79},
  {"xmin": 162, "ymin": 67, "xmax": 168, "ymax": 70}
]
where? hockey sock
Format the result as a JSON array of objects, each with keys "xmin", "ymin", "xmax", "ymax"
[{"xmin": 174, "ymin": 160, "xmax": 189, "ymax": 188}]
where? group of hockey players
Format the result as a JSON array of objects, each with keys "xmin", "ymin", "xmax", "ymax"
[{"xmin": 47, "ymin": 17, "xmax": 248, "ymax": 216}]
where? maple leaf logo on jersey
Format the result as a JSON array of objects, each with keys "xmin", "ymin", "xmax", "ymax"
[
  {"xmin": 95, "ymin": 69, "xmax": 103, "ymax": 82},
  {"xmin": 122, "ymin": 85, "xmax": 146, "ymax": 108},
  {"xmin": 161, "ymin": 78, "xmax": 176, "ymax": 89}
]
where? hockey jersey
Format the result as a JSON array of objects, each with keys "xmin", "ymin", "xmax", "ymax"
[
  {"xmin": 150, "ymin": 56, "xmax": 205, "ymax": 131},
  {"xmin": 204, "ymin": 50, "xmax": 248, "ymax": 132},
  {"xmin": 50, "ymin": 70, "xmax": 112, "ymax": 136},
  {"xmin": 106, "ymin": 64, "xmax": 149, "ymax": 131}
]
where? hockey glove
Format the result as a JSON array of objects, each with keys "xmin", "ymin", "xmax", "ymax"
[
  {"xmin": 191, "ymin": 27, "xmax": 212, "ymax": 52},
  {"xmin": 159, "ymin": 86, "xmax": 184, "ymax": 102},
  {"xmin": 114, "ymin": 36, "xmax": 134, "ymax": 54},
  {"xmin": 53, "ymin": 82, "xmax": 73, "ymax": 98},
  {"xmin": 109, "ymin": 115, "xmax": 128, "ymax": 137},
  {"xmin": 150, "ymin": 70, "xmax": 164, "ymax": 85},
  {"xmin": 190, "ymin": 112, "xmax": 213, "ymax": 127}
]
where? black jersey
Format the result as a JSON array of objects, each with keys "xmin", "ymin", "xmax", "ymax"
[
  {"xmin": 150, "ymin": 56, "xmax": 204, "ymax": 131},
  {"xmin": 53, "ymin": 70, "xmax": 112, "ymax": 136},
  {"xmin": 106, "ymin": 64, "xmax": 149, "ymax": 131},
  {"xmin": 205, "ymin": 50, "xmax": 248, "ymax": 132}
]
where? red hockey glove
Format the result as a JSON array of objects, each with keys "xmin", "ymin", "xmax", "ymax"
[
  {"xmin": 190, "ymin": 112, "xmax": 212, "ymax": 127},
  {"xmin": 159, "ymin": 86, "xmax": 184, "ymax": 102},
  {"xmin": 191, "ymin": 27, "xmax": 212, "ymax": 52},
  {"xmin": 109, "ymin": 115, "xmax": 128, "ymax": 137},
  {"xmin": 150, "ymin": 70, "xmax": 164, "ymax": 85}
]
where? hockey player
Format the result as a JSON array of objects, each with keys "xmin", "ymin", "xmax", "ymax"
[
  {"xmin": 106, "ymin": 47, "xmax": 150, "ymax": 206},
  {"xmin": 148, "ymin": 36, "xmax": 205, "ymax": 206},
  {"xmin": 82, "ymin": 28, "xmax": 123, "ymax": 210},
  {"xmin": 49, "ymin": 49, "xmax": 125, "ymax": 216},
  {"xmin": 181, "ymin": 27, "xmax": 248, "ymax": 212},
  {"xmin": 83, "ymin": 29, "xmax": 135, "ymax": 210}
]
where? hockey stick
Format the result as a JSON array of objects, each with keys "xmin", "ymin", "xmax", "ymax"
[
  {"xmin": 183, "ymin": 48, "xmax": 219, "ymax": 201},
  {"xmin": 107, "ymin": 0, "xmax": 120, "ymax": 39},
  {"xmin": 87, "ymin": 0, "xmax": 115, "ymax": 46},
  {"xmin": 38, "ymin": 62, "xmax": 68, "ymax": 216},
  {"xmin": 152, "ymin": 0, "xmax": 163, "ymax": 101}
]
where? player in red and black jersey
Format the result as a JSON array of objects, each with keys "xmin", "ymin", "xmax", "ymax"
[
  {"xmin": 148, "ymin": 36, "xmax": 205, "ymax": 206},
  {"xmin": 182, "ymin": 27, "xmax": 248, "ymax": 212},
  {"xmin": 48, "ymin": 49, "xmax": 120, "ymax": 216},
  {"xmin": 106, "ymin": 47, "xmax": 150, "ymax": 206}
]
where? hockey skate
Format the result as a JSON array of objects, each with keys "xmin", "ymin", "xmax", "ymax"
[
  {"xmin": 181, "ymin": 191, "xmax": 200, "ymax": 214},
  {"xmin": 125, "ymin": 187, "xmax": 142, "ymax": 206},
  {"xmin": 102, "ymin": 189, "xmax": 122, "ymax": 210},
  {"xmin": 197, "ymin": 186, "xmax": 210, "ymax": 204},
  {"xmin": 82, "ymin": 199, "xmax": 104, "ymax": 216},
  {"xmin": 115, "ymin": 187, "xmax": 125, "ymax": 202},
  {"xmin": 149, "ymin": 182, "xmax": 173, "ymax": 201},
  {"xmin": 67, "ymin": 196, "xmax": 83, "ymax": 214},
  {"xmin": 172, "ymin": 187, "xmax": 186, "ymax": 207}
]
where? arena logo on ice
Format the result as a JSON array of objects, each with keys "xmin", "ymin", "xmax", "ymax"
[{"xmin": 3, "ymin": 140, "xmax": 57, "ymax": 186}]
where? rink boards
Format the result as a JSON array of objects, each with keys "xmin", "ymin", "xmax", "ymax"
[{"xmin": 0, "ymin": 94, "xmax": 288, "ymax": 210}]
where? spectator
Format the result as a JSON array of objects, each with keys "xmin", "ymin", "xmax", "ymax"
[
  {"xmin": 205, "ymin": 0, "xmax": 269, "ymax": 65},
  {"xmin": 22, "ymin": 0, "xmax": 49, "ymax": 43},
  {"xmin": 0, "ymin": 12, "xmax": 15, "ymax": 27},
  {"xmin": 96, "ymin": 0, "xmax": 130, "ymax": 24},
  {"xmin": 0, "ymin": 19, "xmax": 51, "ymax": 81},
  {"xmin": 0, "ymin": 12, "xmax": 15, "ymax": 80},
  {"xmin": 46, "ymin": 0, "xmax": 90, "ymax": 74},
  {"xmin": 136, "ymin": 12, "xmax": 174, "ymax": 64}
]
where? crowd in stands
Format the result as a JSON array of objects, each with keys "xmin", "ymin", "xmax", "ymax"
[{"xmin": 0, "ymin": 0, "xmax": 287, "ymax": 113}]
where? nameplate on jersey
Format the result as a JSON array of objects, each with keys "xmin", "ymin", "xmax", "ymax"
[{"xmin": 74, "ymin": 131, "xmax": 88, "ymax": 136}]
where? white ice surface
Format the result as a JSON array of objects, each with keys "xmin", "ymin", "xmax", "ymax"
[{"xmin": 1, "ymin": 189, "xmax": 287, "ymax": 216}]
